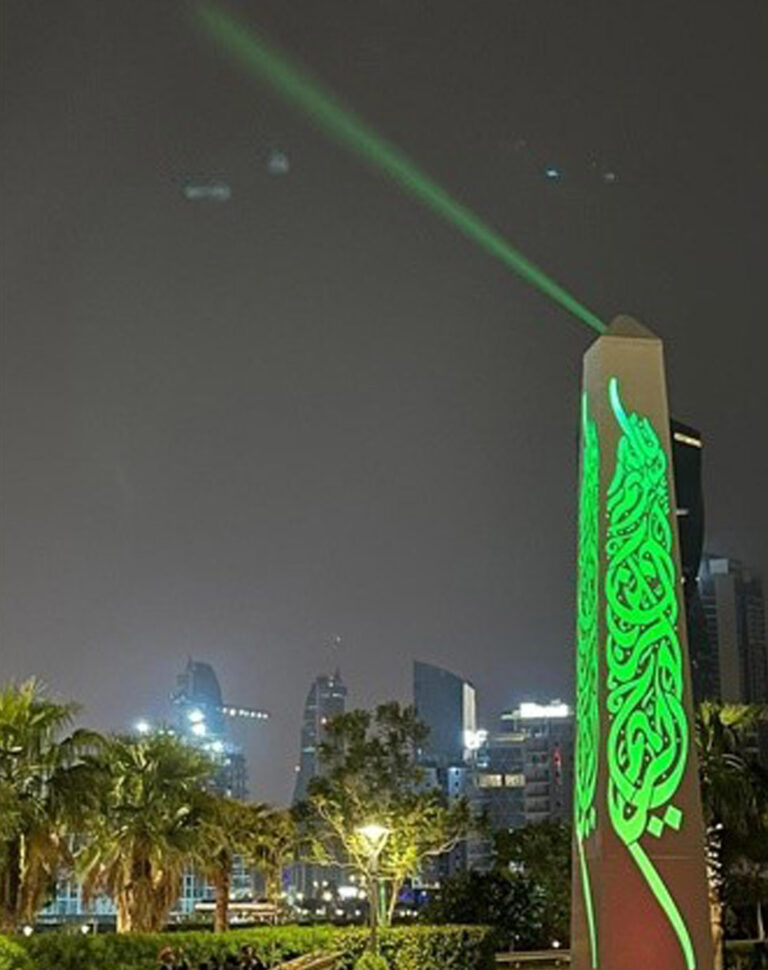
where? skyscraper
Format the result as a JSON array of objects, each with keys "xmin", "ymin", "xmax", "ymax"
[
  {"xmin": 413, "ymin": 661, "xmax": 476, "ymax": 768},
  {"xmin": 412, "ymin": 661, "xmax": 477, "ymax": 878},
  {"xmin": 292, "ymin": 669, "xmax": 347, "ymax": 804},
  {"xmin": 671, "ymin": 421, "xmax": 717, "ymax": 701},
  {"xmin": 700, "ymin": 556, "xmax": 768, "ymax": 703},
  {"xmin": 171, "ymin": 660, "xmax": 269, "ymax": 914},
  {"xmin": 172, "ymin": 659, "xmax": 269, "ymax": 799}
]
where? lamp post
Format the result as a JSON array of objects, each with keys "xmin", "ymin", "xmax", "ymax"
[{"xmin": 355, "ymin": 822, "xmax": 391, "ymax": 954}]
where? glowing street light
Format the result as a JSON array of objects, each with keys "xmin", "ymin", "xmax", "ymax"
[
  {"xmin": 356, "ymin": 823, "xmax": 390, "ymax": 853},
  {"xmin": 355, "ymin": 822, "xmax": 391, "ymax": 953},
  {"xmin": 134, "ymin": 719, "xmax": 151, "ymax": 735}
]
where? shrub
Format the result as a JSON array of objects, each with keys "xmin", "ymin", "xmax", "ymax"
[
  {"xmin": 0, "ymin": 936, "xmax": 31, "ymax": 970},
  {"xmin": 353, "ymin": 953, "xmax": 389, "ymax": 970},
  {"xmin": 18, "ymin": 926, "xmax": 341, "ymax": 970},
  {"xmin": 380, "ymin": 925, "xmax": 496, "ymax": 970},
  {"xmin": 17, "ymin": 924, "xmax": 495, "ymax": 970}
]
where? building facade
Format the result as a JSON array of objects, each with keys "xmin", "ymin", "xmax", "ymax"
[
  {"xmin": 411, "ymin": 661, "xmax": 477, "ymax": 878},
  {"xmin": 289, "ymin": 669, "xmax": 348, "ymax": 896},
  {"xmin": 700, "ymin": 556, "xmax": 768, "ymax": 704},
  {"xmin": 671, "ymin": 421, "xmax": 718, "ymax": 702},
  {"xmin": 292, "ymin": 669, "xmax": 347, "ymax": 804},
  {"xmin": 413, "ymin": 661, "xmax": 477, "ymax": 768},
  {"xmin": 466, "ymin": 701, "xmax": 574, "ymax": 871}
]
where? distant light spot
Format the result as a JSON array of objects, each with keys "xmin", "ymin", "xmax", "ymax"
[
  {"xmin": 602, "ymin": 171, "xmax": 618, "ymax": 183},
  {"xmin": 544, "ymin": 166, "xmax": 562, "ymax": 181},
  {"xmin": 182, "ymin": 178, "xmax": 231, "ymax": 202},
  {"xmin": 267, "ymin": 150, "xmax": 290, "ymax": 175}
]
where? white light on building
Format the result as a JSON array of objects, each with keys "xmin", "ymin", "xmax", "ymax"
[
  {"xmin": 463, "ymin": 728, "xmax": 488, "ymax": 751},
  {"xmin": 517, "ymin": 701, "xmax": 571, "ymax": 720}
]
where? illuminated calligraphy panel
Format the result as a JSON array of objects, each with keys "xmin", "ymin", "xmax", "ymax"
[{"xmin": 571, "ymin": 317, "xmax": 713, "ymax": 970}]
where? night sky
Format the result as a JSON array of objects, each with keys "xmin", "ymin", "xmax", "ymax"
[{"xmin": 2, "ymin": 0, "xmax": 766, "ymax": 804}]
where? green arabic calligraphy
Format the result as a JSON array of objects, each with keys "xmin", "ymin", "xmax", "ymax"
[
  {"xmin": 575, "ymin": 392, "xmax": 599, "ymax": 967},
  {"xmin": 605, "ymin": 378, "xmax": 695, "ymax": 969}
]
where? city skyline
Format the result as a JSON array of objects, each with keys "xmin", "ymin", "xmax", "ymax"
[{"xmin": 2, "ymin": 0, "xmax": 766, "ymax": 808}]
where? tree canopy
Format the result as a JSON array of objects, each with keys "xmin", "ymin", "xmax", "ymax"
[{"xmin": 298, "ymin": 702, "xmax": 470, "ymax": 924}]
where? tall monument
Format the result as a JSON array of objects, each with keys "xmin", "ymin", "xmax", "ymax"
[{"xmin": 571, "ymin": 317, "xmax": 713, "ymax": 970}]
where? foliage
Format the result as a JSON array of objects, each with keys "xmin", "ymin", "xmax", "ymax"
[
  {"xmin": 422, "ymin": 869, "xmax": 543, "ymax": 950},
  {"xmin": 696, "ymin": 703, "xmax": 768, "ymax": 967},
  {"xmin": 195, "ymin": 794, "xmax": 270, "ymax": 933},
  {"xmin": 0, "ymin": 937, "xmax": 30, "ymax": 970},
  {"xmin": 249, "ymin": 807, "xmax": 297, "ymax": 905},
  {"xmin": 16, "ymin": 924, "xmax": 495, "ymax": 970},
  {"xmin": 299, "ymin": 703, "xmax": 470, "ymax": 925},
  {"xmin": 194, "ymin": 796, "xmax": 296, "ymax": 932},
  {"xmin": 78, "ymin": 733, "xmax": 214, "ymax": 932},
  {"xmin": 494, "ymin": 821, "xmax": 571, "ymax": 945},
  {"xmin": 697, "ymin": 703, "xmax": 767, "ymax": 833},
  {"xmin": 0, "ymin": 680, "xmax": 105, "ymax": 932},
  {"xmin": 354, "ymin": 952, "xmax": 389, "ymax": 970}
]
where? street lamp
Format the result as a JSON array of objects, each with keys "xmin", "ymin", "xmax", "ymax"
[{"xmin": 355, "ymin": 823, "xmax": 391, "ymax": 953}]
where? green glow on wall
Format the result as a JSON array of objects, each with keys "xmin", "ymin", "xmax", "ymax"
[
  {"xmin": 605, "ymin": 378, "xmax": 695, "ymax": 970},
  {"xmin": 196, "ymin": 4, "xmax": 606, "ymax": 336},
  {"xmin": 575, "ymin": 392, "xmax": 600, "ymax": 967}
]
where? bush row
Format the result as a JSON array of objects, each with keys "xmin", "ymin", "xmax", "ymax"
[{"xmin": 1, "ymin": 924, "xmax": 496, "ymax": 970}]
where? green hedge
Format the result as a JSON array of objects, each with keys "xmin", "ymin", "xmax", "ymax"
[
  {"xmin": 0, "ymin": 937, "xmax": 31, "ymax": 970},
  {"xmin": 17, "ymin": 924, "xmax": 495, "ymax": 970}
]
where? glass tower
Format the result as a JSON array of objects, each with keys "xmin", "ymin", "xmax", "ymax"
[{"xmin": 292, "ymin": 669, "xmax": 347, "ymax": 804}]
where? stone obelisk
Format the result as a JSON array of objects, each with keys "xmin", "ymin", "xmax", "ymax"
[{"xmin": 571, "ymin": 316, "xmax": 713, "ymax": 970}]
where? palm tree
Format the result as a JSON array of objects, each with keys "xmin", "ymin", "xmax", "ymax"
[
  {"xmin": 696, "ymin": 701, "xmax": 768, "ymax": 970},
  {"xmin": 79, "ymin": 733, "xmax": 213, "ymax": 932},
  {"xmin": 250, "ymin": 809, "xmax": 296, "ymax": 906},
  {"xmin": 196, "ymin": 794, "xmax": 270, "ymax": 932},
  {"xmin": 0, "ymin": 680, "xmax": 103, "ymax": 932}
]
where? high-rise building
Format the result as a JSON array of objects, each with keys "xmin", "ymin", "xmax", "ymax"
[
  {"xmin": 671, "ymin": 422, "xmax": 717, "ymax": 702},
  {"xmin": 170, "ymin": 660, "xmax": 270, "ymax": 914},
  {"xmin": 171, "ymin": 659, "xmax": 268, "ymax": 799},
  {"xmin": 413, "ymin": 661, "xmax": 476, "ymax": 768},
  {"xmin": 465, "ymin": 700, "xmax": 574, "ymax": 872},
  {"xmin": 498, "ymin": 701, "xmax": 573, "ymax": 825},
  {"xmin": 289, "ymin": 669, "xmax": 348, "ymax": 897},
  {"xmin": 292, "ymin": 669, "xmax": 347, "ymax": 804},
  {"xmin": 700, "ymin": 556, "xmax": 768, "ymax": 704},
  {"xmin": 412, "ymin": 662, "xmax": 477, "ymax": 879}
]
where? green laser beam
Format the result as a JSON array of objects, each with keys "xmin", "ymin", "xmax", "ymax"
[{"xmin": 196, "ymin": 4, "xmax": 606, "ymax": 336}]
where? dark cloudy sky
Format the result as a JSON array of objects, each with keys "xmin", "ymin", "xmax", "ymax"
[{"xmin": 2, "ymin": 0, "xmax": 766, "ymax": 803}]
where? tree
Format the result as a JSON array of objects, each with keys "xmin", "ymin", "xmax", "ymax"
[
  {"xmin": 696, "ymin": 702, "xmax": 768, "ymax": 969},
  {"xmin": 0, "ymin": 680, "xmax": 103, "ymax": 932},
  {"xmin": 79, "ymin": 733, "xmax": 213, "ymax": 932},
  {"xmin": 494, "ymin": 820, "xmax": 571, "ymax": 946},
  {"xmin": 196, "ymin": 795, "xmax": 271, "ymax": 933},
  {"xmin": 250, "ymin": 808, "xmax": 296, "ymax": 906},
  {"xmin": 721, "ymin": 824, "xmax": 768, "ymax": 941},
  {"xmin": 298, "ymin": 703, "xmax": 469, "ymax": 928},
  {"xmin": 422, "ymin": 869, "xmax": 545, "ymax": 950}
]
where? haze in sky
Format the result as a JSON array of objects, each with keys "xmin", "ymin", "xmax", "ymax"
[{"xmin": 1, "ymin": 0, "xmax": 766, "ymax": 803}]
